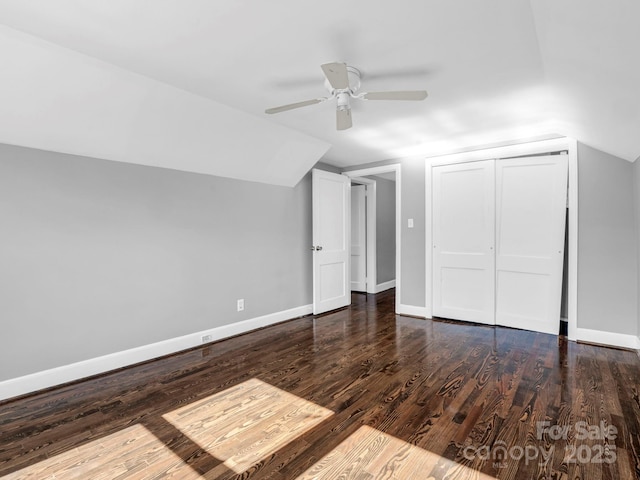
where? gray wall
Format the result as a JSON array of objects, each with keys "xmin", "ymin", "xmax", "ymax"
[
  {"xmin": 399, "ymin": 159, "xmax": 426, "ymax": 307},
  {"xmin": 560, "ymin": 212, "xmax": 569, "ymax": 320},
  {"xmin": 7, "ymin": 140, "xmax": 635, "ymax": 382},
  {"xmin": 633, "ymin": 157, "xmax": 640, "ymax": 341},
  {"xmin": 577, "ymin": 143, "xmax": 638, "ymax": 335},
  {"xmin": 0, "ymin": 143, "xmax": 314, "ymax": 381},
  {"xmin": 374, "ymin": 177, "xmax": 396, "ymax": 284}
]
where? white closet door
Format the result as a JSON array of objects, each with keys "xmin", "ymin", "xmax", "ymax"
[
  {"xmin": 495, "ymin": 154, "xmax": 568, "ymax": 335},
  {"xmin": 432, "ymin": 160, "xmax": 495, "ymax": 325}
]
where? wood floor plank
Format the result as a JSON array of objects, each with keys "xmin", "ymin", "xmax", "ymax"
[{"xmin": 1, "ymin": 289, "xmax": 640, "ymax": 479}]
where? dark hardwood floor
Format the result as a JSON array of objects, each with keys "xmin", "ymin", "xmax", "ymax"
[{"xmin": 1, "ymin": 289, "xmax": 640, "ymax": 479}]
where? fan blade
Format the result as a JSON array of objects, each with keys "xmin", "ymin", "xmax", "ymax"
[
  {"xmin": 265, "ymin": 98, "xmax": 326, "ymax": 114},
  {"xmin": 361, "ymin": 90, "xmax": 428, "ymax": 101},
  {"xmin": 321, "ymin": 62, "xmax": 349, "ymax": 90},
  {"xmin": 336, "ymin": 108, "xmax": 352, "ymax": 131}
]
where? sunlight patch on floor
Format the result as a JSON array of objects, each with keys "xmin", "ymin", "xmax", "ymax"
[
  {"xmin": 3, "ymin": 380, "xmax": 496, "ymax": 479},
  {"xmin": 162, "ymin": 377, "xmax": 334, "ymax": 474},
  {"xmin": 296, "ymin": 425, "xmax": 497, "ymax": 480},
  {"xmin": 2, "ymin": 424, "xmax": 204, "ymax": 480}
]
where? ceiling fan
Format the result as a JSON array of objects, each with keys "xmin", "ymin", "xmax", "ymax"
[{"xmin": 265, "ymin": 62, "xmax": 428, "ymax": 131}]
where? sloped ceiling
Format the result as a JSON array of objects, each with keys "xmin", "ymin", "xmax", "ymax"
[{"xmin": 0, "ymin": 0, "xmax": 638, "ymax": 186}]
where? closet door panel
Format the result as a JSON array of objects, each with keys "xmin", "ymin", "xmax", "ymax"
[
  {"xmin": 432, "ymin": 160, "xmax": 495, "ymax": 325},
  {"xmin": 495, "ymin": 154, "xmax": 568, "ymax": 334}
]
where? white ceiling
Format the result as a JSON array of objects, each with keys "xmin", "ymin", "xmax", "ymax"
[{"xmin": 0, "ymin": 0, "xmax": 639, "ymax": 184}]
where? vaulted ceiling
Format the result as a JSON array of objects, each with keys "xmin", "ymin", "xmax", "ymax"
[{"xmin": 0, "ymin": 0, "xmax": 638, "ymax": 186}]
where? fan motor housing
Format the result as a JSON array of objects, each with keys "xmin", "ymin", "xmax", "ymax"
[{"xmin": 336, "ymin": 92, "xmax": 351, "ymax": 110}]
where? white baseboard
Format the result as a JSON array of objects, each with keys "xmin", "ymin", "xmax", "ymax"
[
  {"xmin": 397, "ymin": 304, "xmax": 428, "ymax": 318},
  {"xmin": 575, "ymin": 327, "xmax": 640, "ymax": 350},
  {"xmin": 375, "ymin": 280, "xmax": 396, "ymax": 293},
  {"xmin": 0, "ymin": 304, "xmax": 313, "ymax": 402}
]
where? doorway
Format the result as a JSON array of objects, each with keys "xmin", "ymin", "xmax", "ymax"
[
  {"xmin": 343, "ymin": 165, "xmax": 401, "ymax": 313},
  {"xmin": 349, "ymin": 175, "xmax": 397, "ymax": 295}
]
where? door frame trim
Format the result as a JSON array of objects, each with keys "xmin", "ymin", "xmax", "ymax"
[
  {"xmin": 343, "ymin": 165, "xmax": 401, "ymax": 313},
  {"xmin": 424, "ymin": 137, "xmax": 578, "ymax": 340}
]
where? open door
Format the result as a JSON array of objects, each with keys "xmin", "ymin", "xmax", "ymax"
[{"xmin": 312, "ymin": 169, "xmax": 351, "ymax": 314}]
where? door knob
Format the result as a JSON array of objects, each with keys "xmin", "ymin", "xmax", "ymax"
[{"xmin": 316, "ymin": 246, "xmax": 323, "ymax": 251}]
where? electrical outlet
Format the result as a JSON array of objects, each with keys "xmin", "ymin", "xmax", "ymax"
[
  {"xmin": 237, "ymin": 299, "xmax": 244, "ymax": 312},
  {"xmin": 201, "ymin": 334, "xmax": 212, "ymax": 344}
]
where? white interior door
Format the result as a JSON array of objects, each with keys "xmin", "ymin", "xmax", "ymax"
[
  {"xmin": 432, "ymin": 160, "xmax": 495, "ymax": 325},
  {"xmin": 312, "ymin": 169, "xmax": 350, "ymax": 314},
  {"xmin": 350, "ymin": 184, "xmax": 367, "ymax": 292},
  {"xmin": 495, "ymin": 154, "xmax": 568, "ymax": 335}
]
